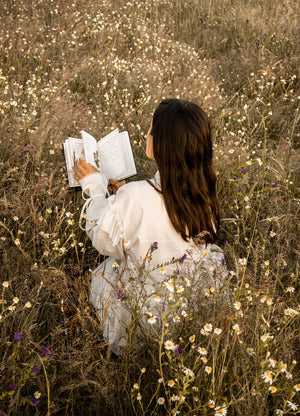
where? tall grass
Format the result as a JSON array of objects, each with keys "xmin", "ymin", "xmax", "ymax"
[{"xmin": 0, "ymin": 0, "xmax": 299, "ymax": 414}]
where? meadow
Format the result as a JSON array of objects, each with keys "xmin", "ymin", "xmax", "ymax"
[{"xmin": 0, "ymin": 0, "xmax": 299, "ymax": 414}]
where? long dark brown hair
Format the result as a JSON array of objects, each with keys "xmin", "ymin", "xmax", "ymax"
[{"xmin": 151, "ymin": 98, "xmax": 220, "ymax": 244}]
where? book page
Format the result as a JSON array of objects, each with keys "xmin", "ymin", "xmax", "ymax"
[
  {"xmin": 98, "ymin": 133, "xmax": 126, "ymax": 179},
  {"xmin": 64, "ymin": 137, "xmax": 84, "ymax": 187},
  {"xmin": 81, "ymin": 130, "xmax": 99, "ymax": 168}
]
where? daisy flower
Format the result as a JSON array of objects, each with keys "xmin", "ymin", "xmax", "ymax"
[
  {"xmin": 198, "ymin": 347, "xmax": 208, "ymax": 355},
  {"xmin": 280, "ymin": 363, "xmax": 287, "ymax": 373},
  {"xmin": 208, "ymin": 400, "xmax": 215, "ymax": 408},
  {"xmin": 215, "ymin": 406, "xmax": 227, "ymax": 415},
  {"xmin": 148, "ymin": 316, "xmax": 157, "ymax": 325},
  {"xmin": 164, "ymin": 340, "xmax": 175, "ymax": 351},
  {"xmin": 233, "ymin": 301, "xmax": 241, "ymax": 310},
  {"xmin": 239, "ymin": 258, "xmax": 247, "ymax": 266},
  {"xmin": 164, "ymin": 280, "xmax": 174, "ymax": 292},
  {"xmin": 246, "ymin": 348, "xmax": 255, "ymax": 356},
  {"xmin": 261, "ymin": 371, "xmax": 273, "ymax": 384},
  {"xmin": 183, "ymin": 368, "xmax": 195, "ymax": 378},
  {"xmin": 284, "ymin": 308, "xmax": 299, "ymax": 316},
  {"xmin": 204, "ymin": 323, "xmax": 213, "ymax": 332},
  {"xmin": 205, "ymin": 366, "xmax": 212, "ymax": 374},
  {"xmin": 232, "ymin": 324, "xmax": 242, "ymax": 335},
  {"xmin": 269, "ymin": 386, "xmax": 277, "ymax": 393},
  {"xmin": 154, "ymin": 295, "xmax": 161, "ymax": 303},
  {"xmin": 157, "ymin": 397, "xmax": 165, "ymax": 405},
  {"xmin": 167, "ymin": 380, "xmax": 175, "ymax": 387},
  {"xmin": 287, "ymin": 401, "xmax": 298, "ymax": 411}
]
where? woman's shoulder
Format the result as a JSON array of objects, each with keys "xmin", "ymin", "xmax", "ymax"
[{"xmin": 117, "ymin": 178, "xmax": 160, "ymax": 200}]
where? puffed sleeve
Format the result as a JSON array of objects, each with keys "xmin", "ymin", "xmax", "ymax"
[{"xmin": 79, "ymin": 172, "xmax": 126, "ymax": 259}]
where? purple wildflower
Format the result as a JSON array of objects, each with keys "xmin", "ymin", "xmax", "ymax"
[
  {"xmin": 272, "ymin": 182, "xmax": 279, "ymax": 188},
  {"xmin": 117, "ymin": 291, "xmax": 127, "ymax": 301},
  {"xmin": 14, "ymin": 332, "xmax": 21, "ymax": 343},
  {"xmin": 221, "ymin": 258, "xmax": 226, "ymax": 265},
  {"xmin": 32, "ymin": 365, "xmax": 40, "ymax": 373},
  {"xmin": 31, "ymin": 398, "xmax": 40, "ymax": 406},
  {"xmin": 24, "ymin": 147, "xmax": 34, "ymax": 152},
  {"xmin": 175, "ymin": 346, "xmax": 183, "ymax": 354},
  {"xmin": 165, "ymin": 370, "xmax": 170, "ymax": 376},
  {"xmin": 151, "ymin": 242, "xmax": 158, "ymax": 249},
  {"xmin": 180, "ymin": 254, "xmax": 187, "ymax": 262},
  {"xmin": 9, "ymin": 383, "xmax": 16, "ymax": 391},
  {"xmin": 41, "ymin": 347, "xmax": 51, "ymax": 357},
  {"xmin": 240, "ymin": 169, "xmax": 247, "ymax": 174},
  {"xmin": 225, "ymin": 241, "xmax": 230, "ymax": 247}
]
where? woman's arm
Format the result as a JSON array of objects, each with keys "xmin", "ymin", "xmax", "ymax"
[{"xmin": 73, "ymin": 159, "xmax": 127, "ymax": 259}]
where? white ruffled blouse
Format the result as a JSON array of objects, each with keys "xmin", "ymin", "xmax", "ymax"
[{"xmin": 79, "ymin": 171, "xmax": 227, "ymax": 354}]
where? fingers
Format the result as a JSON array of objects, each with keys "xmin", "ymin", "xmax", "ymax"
[
  {"xmin": 108, "ymin": 179, "xmax": 126, "ymax": 194},
  {"xmin": 72, "ymin": 158, "xmax": 99, "ymax": 181}
]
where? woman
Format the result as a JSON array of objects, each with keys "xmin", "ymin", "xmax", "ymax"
[{"xmin": 73, "ymin": 98, "xmax": 227, "ymax": 354}]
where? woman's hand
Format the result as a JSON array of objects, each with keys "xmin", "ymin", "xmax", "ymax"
[
  {"xmin": 107, "ymin": 178, "xmax": 125, "ymax": 195},
  {"xmin": 73, "ymin": 158, "xmax": 99, "ymax": 181}
]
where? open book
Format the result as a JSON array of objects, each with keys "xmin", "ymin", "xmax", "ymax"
[{"xmin": 63, "ymin": 129, "xmax": 137, "ymax": 188}]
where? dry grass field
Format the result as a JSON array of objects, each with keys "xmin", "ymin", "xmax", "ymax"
[{"xmin": 0, "ymin": 0, "xmax": 299, "ymax": 414}]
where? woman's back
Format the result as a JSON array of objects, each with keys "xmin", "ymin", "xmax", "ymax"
[{"xmin": 74, "ymin": 98, "xmax": 227, "ymax": 353}]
